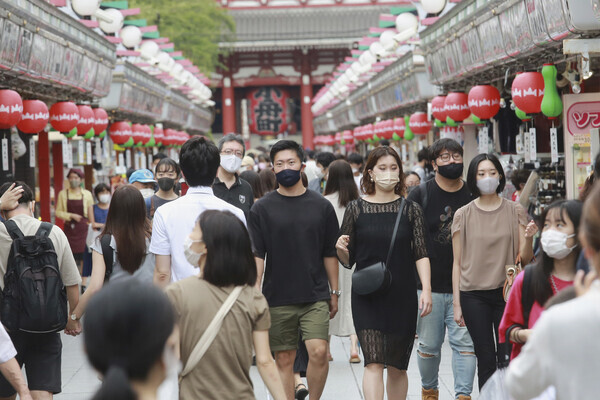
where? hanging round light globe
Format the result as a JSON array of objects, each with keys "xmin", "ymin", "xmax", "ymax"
[
  {"xmin": 71, "ymin": 0, "xmax": 101, "ymax": 16},
  {"xmin": 359, "ymin": 51, "xmax": 376, "ymax": 67},
  {"xmin": 157, "ymin": 52, "xmax": 173, "ymax": 72},
  {"xmin": 351, "ymin": 62, "xmax": 362, "ymax": 75},
  {"xmin": 369, "ymin": 42, "xmax": 385, "ymax": 57},
  {"xmin": 338, "ymin": 74, "xmax": 350, "ymax": 86},
  {"xmin": 140, "ymin": 41, "xmax": 160, "ymax": 61},
  {"xmin": 420, "ymin": 0, "xmax": 446, "ymax": 14},
  {"xmin": 379, "ymin": 30, "xmax": 397, "ymax": 52},
  {"xmin": 395, "ymin": 13, "xmax": 418, "ymax": 43},
  {"xmin": 120, "ymin": 25, "xmax": 142, "ymax": 48},
  {"xmin": 98, "ymin": 8, "xmax": 124, "ymax": 34},
  {"xmin": 170, "ymin": 63, "xmax": 184, "ymax": 78}
]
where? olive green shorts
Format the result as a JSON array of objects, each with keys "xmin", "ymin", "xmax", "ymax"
[{"xmin": 268, "ymin": 301, "xmax": 330, "ymax": 352}]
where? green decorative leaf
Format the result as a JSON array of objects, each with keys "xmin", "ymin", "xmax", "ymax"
[
  {"xmin": 84, "ymin": 129, "xmax": 95, "ymax": 140},
  {"xmin": 445, "ymin": 116, "xmax": 458, "ymax": 127},
  {"xmin": 65, "ymin": 128, "xmax": 77, "ymax": 138},
  {"xmin": 404, "ymin": 115, "xmax": 414, "ymax": 140},
  {"xmin": 541, "ymin": 64, "xmax": 563, "ymax": 119},
  {"xmin": 392, "ymin": 133, "xmax": 401, "ymax": 140}
]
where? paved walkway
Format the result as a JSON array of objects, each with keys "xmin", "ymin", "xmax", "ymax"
[{"xmin": 52, "ymin": 332, "xmax": 479, "ymax": 400}]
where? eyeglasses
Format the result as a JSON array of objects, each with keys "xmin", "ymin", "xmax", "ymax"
[
  {"xmin": 438, "ymin": 152, "xmax": 463, "ymax": 162},
  {"xmin": 221, "ymin": 149, "xmax": 243, "ymax": 158}
]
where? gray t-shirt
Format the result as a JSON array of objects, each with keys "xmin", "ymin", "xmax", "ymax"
[{"xmin": 91, "ymin": 235, "xmax": 154, "ymax": 284}]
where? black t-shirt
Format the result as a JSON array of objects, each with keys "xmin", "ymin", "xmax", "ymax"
[
  {"xmin": 407, "ymin": 179, "xmax": 472, "ymax": 293},
  {"xmin": 248, "ymin": 189, "xmax": 339, "ymax": 307},
  {"xmin": 212, "ymin": 176, "xmax": 254, "ymax": 220},
  {"xmin": 145, "ymin": 195, "xmax": 175, "ymax": 219}
]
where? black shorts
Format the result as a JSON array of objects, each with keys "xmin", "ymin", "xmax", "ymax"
[{"xmin": 0, "ymin": 331, "xmax": 62, "ymax": 396}]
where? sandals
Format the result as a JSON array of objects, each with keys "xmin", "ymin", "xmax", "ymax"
[{"xmin": 295, "ymin": 383, "xmax": 309, "ymax": 400}]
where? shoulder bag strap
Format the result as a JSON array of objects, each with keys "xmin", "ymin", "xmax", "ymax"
[
  {"xmin": 385, "ymin": 198, "xmax": 406, "ymax": 267},
  {"xmin": 35, "ymin": 222, "xmax": 53, "ymax": 238},
  {"xmin": 180, "ymin": 285, "xmax": 244, "ymax": 378},
  {"xmin": 100, "ymin": 235, "xmax": 114, "ymax": 282},
  {"xmin": 3, "ymin": 220, "xmax": 24, "ymax": 240}
]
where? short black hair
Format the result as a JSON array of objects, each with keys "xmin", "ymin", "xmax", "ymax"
[
  {"xmin": 94, "ymin": 183, "xmax": 111, "ymax": 199},
  {"xmin": 315, "ymin": 152, "xmax": 336, "ymax": 169},
  {"xmin": 270, "ymin": 140, "xmax": 304, "ymax": 164},
  {"xmin": 179, "ymin": 136, "xmax": 220, "ymax": 187},
  {"xmin": 417, "ymin": 148, "xmax": 430, "ymax": 163},
  {"xmin": 510, "ymin": 169, "xmax": 531, "ymax": 189},
  {"xmin": 155, "ymin": 158, "xmax": 181, "ymax": 177},
  {"xmin": 217, "ymin": 133, "xmax": 245, "ymax": 156},
  {"xmin": 379, "ymin": 139, "xmax": 390, "ymax": 147},
  {"xmin": 466, "ymin": 153, "xmax": 506, "ymax": 197},
  {"xmin": 0, "ymin": 181, "xmax": 34, "ymax": 205},
  {"xmin": 347, "ymin": 153, "xmax": 364, "ymax": 165},
  {"xmin": 429, "ymin": 139, "xmax": 463, "ymax": 162},
  {"xmin": 152, "ymin": 152, "xmax": 167, "ymax": 162},
  {"xmin": 126, "ymin": 168, "xmax": 136, "ymax": 181},
  {"xmin": 306, "ymin": 150, "xmax": 316, "ymax": 160},
  {"xmin": 198, "ymin": 210, "xmax": 257, "ymax": 286}
]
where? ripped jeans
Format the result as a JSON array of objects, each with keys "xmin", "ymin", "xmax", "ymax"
[{"xmin": 416, "ymin": 291, "xmax": 476, "ymax": 398}]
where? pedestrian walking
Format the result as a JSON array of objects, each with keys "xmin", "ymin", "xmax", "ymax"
[
  {"xmin": 249, "ymin": 140, "xmax": 340, "ymax": 400},
  {"xmin": 146, "ymin": 158, "xmax": 181, "ymax": 220},
  {"xmin": 240, "ymin": 170, "xmax": 264, "ymax": 202},
  {"xmin": 451, "ymin": 153, "xmax": 536, "ymax": 389},
  {"xmin": 150, "ymin": 136, "xmax": 245, "ymax": 287},
  {"xmin": 166, "ymin": 210, "xmax": 285, "ymax": 399},
  {"xmin": 0, "ymin": 315, "xmax": 32, "ymax": 400},
  {"xmin": 347, "ymin": 153, "xmax": 365, "ymax": 194},
  {"xmin": 213, "ymin": 133, "xmax": 255, "ymax": 219},
  {"xmin": 308, "ymin": 152, "xmax": 336, "ymax": 194},
  {"xmin": 128, "ymin": 168, "xmax": 157, "ymax": 200},
  {"xmin": 407, "ymin": 139, "xmax": 475, "ymax": 400},
  {"xmin": 83, "ymin": 278, "xmax": 177, "ymax": 400},
  {"xmin": 0, "ymin": 182, "xmax": 82, "ymax": 399},
  {"xmin": 323, "ymin": 160, "xmax": 361, "ymax": 363},
  {"xmin": 404, "ymin": 171, "xmax": 421, "ymax": 194},
  {"xmin": 499, "ymin": 199, "xmax": 582, "ymax": 360},
  {"xmin": 82, "ymin": 183, "xmax": 111, "ymax": 291},
  {"xmin": 336, "ymin": 146, "xmax": 433, "ymax": 400},
  {"xmin": 506, "ymin": 183, "xmax": 600, "ymax": 399},
  {"xmin": 70, "ymin": 185, "xmax": 155, "ymax": 323},
  {"xmin": 56, "ymin": 168, "xmax": 95, "ymax": 281}
]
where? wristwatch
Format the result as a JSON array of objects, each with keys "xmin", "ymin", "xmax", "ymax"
[
  {"xmin": 70, "ymin": 313, "xmax": 79, "ymax": 321},
  {"xmin": 330, "ymin": 289, "xmax": 342, "ymax": 296}
]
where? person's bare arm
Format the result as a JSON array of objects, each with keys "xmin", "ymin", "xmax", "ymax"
[
  {"xmin": 72, "ymin": 250, "xmax": 106, "ymax": 321},
  {"xmin": 335, "ymin": 235, "xmax": 350, "ymax": 266},
  {"xmin": 65, "ymin": 284, "xmax": 81, "ymax": 335},
  {"xmin": 253, "ymin": 330, "xmax": 286, "ymax": 400},
  {"xmin": 324, "ymin": 256, "xmax": 339, "ymax": 319},
  {"xmin": 87, "ymin": 205, "xmax": 95, "ymax": 226},
  {"xmin": 519, "ymin": 221, "xmax": 537, "ymax": 265},
  {"xmin": 0, "ymin": 183, "xmax": 23, "ymax": 211},
  {"xmin": 0, "ymin": 358, "xmax": 32, "ymax": 400},
  {"xmin": 154, "ymin": 254, "xmax": 172, "ymax": 289},
  {"xmin": 254, "ymin": 257, "xmax": 265, "ymax": 290},
  {"xmin": 415, "ymin": 257, "xmax": 432, "ymax": 317},
  {"xmin": 452, "ymin": 232, "xmax": 465, "ymax": 326}
]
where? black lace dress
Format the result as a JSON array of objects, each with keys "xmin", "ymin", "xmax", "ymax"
[{"xmin": 339, "ymin": 197, "xmax": 428, "ymax": 370}]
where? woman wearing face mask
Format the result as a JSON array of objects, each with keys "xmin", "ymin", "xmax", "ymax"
[
  {"xmin": 166, "ymin": 210, "xmax": 286, "ymax": 400},
  {"xmin": 499, "ymin": 199, "xmax": 582, "ymax": 360},
  {"xmin": 146, "ymin": 158, "xmax": 181, "ymax": 220},
  {"xmin": 70, "ymin": 185, "xmax": 155, "ymax": 323},
  {"xmin": 84, "ymin": 278, "xmax": 177, "ymax": 400},
  {"xmin": 56, "ymin": 168, "xmax": 95, "ymax": 282},
  {"xmin": 451, "ymin": 154, "xmax": 537, "ymax": 389},
  {"xmin": 336, "ymin": 146, "xmax": 432, "ymax": 400},
  {"xmin": 82, "ymin": 183, "xmax": 112, "ymax": 291}
]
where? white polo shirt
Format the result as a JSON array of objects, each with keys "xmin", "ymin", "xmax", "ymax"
[
  {"xmin": 0, "ymin": 324, "xmax": 15, "ymax": 364},
  {"xmin": 149, "ymin": 186, "xmax": 246, "ymax": 282}
]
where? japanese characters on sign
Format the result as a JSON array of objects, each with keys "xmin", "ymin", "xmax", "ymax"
[{"xmin": 248, "ymin": 87, "xmax": 289, "ymax": 136}]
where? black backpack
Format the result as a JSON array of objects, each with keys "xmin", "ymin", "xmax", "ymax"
[{"xmin": 1, "ymin": 220, "xmax": 68, "ymax": 333}]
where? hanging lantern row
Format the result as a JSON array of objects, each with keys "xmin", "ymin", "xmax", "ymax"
[{"xmin": 109, "ymin": 122, "xmax": 190, "ymax": 148}]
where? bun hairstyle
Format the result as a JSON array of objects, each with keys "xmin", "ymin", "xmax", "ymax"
[
  {"xmin": 84, "ymin": 278, "xmax": 175, "ymax": 400},
  {"xmin": 582, "ymin": 183, "xmax": 600, "ymax": 268}
]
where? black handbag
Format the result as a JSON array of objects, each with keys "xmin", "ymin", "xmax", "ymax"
[{"xmin": 352, "ymin": 198, "xmax": 405, "ymax": 296}]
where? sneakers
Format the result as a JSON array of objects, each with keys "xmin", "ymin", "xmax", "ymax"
[{"xmin": 422, "ymin": 388, "xmax": 439, "ymax": 400}]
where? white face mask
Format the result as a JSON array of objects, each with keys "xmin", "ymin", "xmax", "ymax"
[
  {"xmin": 183, "ymin": 236, "xmax": 204, "ymax": 268},
  {"xmin": 476, "ymin": 176, "xmax": 500, "ymax": 195},
  {"xmin": 140, "ymin": 188, "xmax": 155, "ymax": 199},
  {"xmin": 541, "ymin": 229, "xmax": 577, "ymax": 260},
  {"xmin": 98, "ymin": 194, "xmax": 111, "ymax": 204},
  {"xmin": 221, "ymin": 154, "xmax": 242, "ymax": 174},
  {"xmin": 316, "ymin": 168, "xmax": 325, "ymax": 180},
  {"xmin": 372, "ymin": 171, "xmax": 399, "ymax": 192},
  {"xmin": 352, "ymin": 168, "xmax": 359, "ymax": 174}
]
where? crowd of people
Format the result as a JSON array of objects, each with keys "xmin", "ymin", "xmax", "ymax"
[{"xmin": 0, "ymin": 134, "xmax": 599, "ymax": 400}]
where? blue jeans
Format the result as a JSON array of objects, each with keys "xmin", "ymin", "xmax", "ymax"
[{"xmin": 416, "ymin": 291, "xmax": 476, "ymax": 398}]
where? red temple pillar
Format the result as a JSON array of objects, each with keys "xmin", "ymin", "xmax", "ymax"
[
  {"xmin": 38, "ymin": 131, "xmax": 51, "ymax": 222},
  {"xmin": 222, "ymin": 73, "xmax": 236, "ymax": 135},
  {"xmin": 301, "ymin": 54, "xmax": 314, "ymax": 150},
  {"xmin": 52, "ymin": 142, "xmax": 64, "ymax": 228}
]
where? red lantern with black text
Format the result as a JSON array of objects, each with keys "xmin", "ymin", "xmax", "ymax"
[
  {"xmin": 444, "ymin": 92, "xmax": 470, "ymax": 122},
  {"xmin": 93, "ymin": 108, "xmax": 109, "ymax": 136},
  {"xmin": 431, "ymin": 96, "xmax": 447, "ymax": 122},
  {"xmin": 76, "ymin": 105, "xmax": 95, "ymax": 136},
  {"xmin": 468, "ymin": 85, "xmax": 500, "ymax": 120},
  {"xmin": 0, "ymin": 90, "xmax": 23, "ymax": 129},
  {"xmin": 50, "ymin": 102, "xmax": 79, "ymax": 133},
  {"xmin": 248, "ymin": 87, "xmax": 289, "ymax": 135},
  {"xmin": 511, "ymin": 72, "xmax": 544, "ymax": 115},
  {"xmin": 109, "ymin": 121, "xmax": 132, "ymax": 145},
  {"xmin": 17, "ymin": 100, "xmax": 48, "ymax": 134},
  {"xmin": 409, "ymin": 112, "xmax": 431, "ymax": 135}
]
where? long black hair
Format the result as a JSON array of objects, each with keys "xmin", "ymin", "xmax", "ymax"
[
  {"xmin": 323, "ymin": 160, "xmax": 359, "ymax": 207},
  {"xmin": 530, "ymin": 200, "xmax": 583, "ymax": 306},
  {"xmin": 84, "ymin": 278, "xmax": 175, "ymax": 400}
]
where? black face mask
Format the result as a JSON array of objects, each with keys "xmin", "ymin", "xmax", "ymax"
[
  {"xmin": 437, "ymin": 163, "xmax": 464, "ymax": 180},
  {"xmin": 157, "ymin": 177, "xmax": 175, "ymax": 192},
  {"xmin": 275, "ymin": 169, "xmax": 301, "ymax": 187}
]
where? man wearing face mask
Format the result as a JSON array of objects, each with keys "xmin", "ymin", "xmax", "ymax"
[
  {"xmin": 145, "ymin": 158, "xmax": 181, "ymax": 220},
  {"xmin": 213, "ymin": 134, "xmax": 254, "ymax": 219},
  {"xmin": 128, "ymin": 169, "xmax": 157, "ymax": 200},
  {"xmin": 407, "ymin": 139, "xmax": 476, "ymax": 400},
  {"xmin": 308, "ymin": 152, "xmax": 336, "ymax": 195},
  {"xmin": 248, "ymin": 140, "xmax": 339, "ymax": 400}
]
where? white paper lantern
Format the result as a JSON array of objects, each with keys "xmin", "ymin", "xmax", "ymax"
[
  {"xmin": 395, "ymin": 13, "xmax": 419, "ymax": 42},
  {"xmin": 359, "ymin": 51, "xmax": 376, "ymax": 66},
  {"xmin": 369, "ymin": 42, "xmax": 385, "ymax": 57},
  {"xmin": 351, "ymin": 62, "xmax": 362, "ymax": 75},
  {"xmin": 99, "ymin": 8, "xmax": 124, "ymax": 34},
  {"xmin": 71, "ymin": 0, "xmax": 101, "ymax": 16},
  {"xmin": 120, "ymin": 25, "xmax": 143, "ymax": 48},
  {"xmin": 140, "ymin": 41, "xmax": 160, "ymax": 60},
  {"xmin": 421, "ymin": 0, "xmax": 446, "ymax": 14},
  {"xmin": 379, "ymin": 30, "xmax": 397, "ymax": 51}
]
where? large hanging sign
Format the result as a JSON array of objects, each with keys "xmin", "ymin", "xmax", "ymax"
[{"xmin": 248, "ymin": 87, "xmax": 289, "ymax": 136}]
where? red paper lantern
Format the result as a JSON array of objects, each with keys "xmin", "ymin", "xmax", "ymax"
[
  {"xmin": 164, "ymin": 129, "xmax": 177, "ymax": 146},
  {"xmin": 248, "ymin": 87, "xmax": 289, "ymax": 135},
  {"xmin": 342, "ymin": 130, "xmax": 354, "ymax": 144},
  {"xmin": 0, "ymin": 90, "xmax": 23, "ymax": 129},
  {"xmin": 393, "ymin": 117, "xmax": 406, "ymax": 138},
  {"xmin": 143, "ymin": 125, "xmax": 153, "ymax": 144},
  {"xmin": 93, "ymin": 108, "xmax": 109, "ymax": 136},
  {"xmin": 431, "ymin": 96, "xmax": 447, "ymax": 122},
  {"xmin": 109, "ymin": 121, "xmax": 132, "ymax": 145},
  {"xmin": 444, "ymin": 92, "xmax": 470, "ymax": 122},
  {"xmin": 17, "ymin": 100, "xmax": 48, "ymax": 134},
  {"xmin": 153, "ymin": 126, "xmax": 164, "ymax": 144},
  {"xmin": 409, "ymin": 112, "xmax": 431, "ymax": 135},
  {"xmin": 364, "ymin": 124, "xmax": 374, "ymax": 140},
  {"xmin": 76, "ymin": 105, "xmax": 95, "ymax": 136},
  {"xmin": 131, "ymin": 123, "xmax": 145, "ymax": 144},
  {"xmin": 49, "ymin": 102, "xmax": 79, "ymax": 133},
  {"xmin": 334, "ymin": 132, "xmax": 342, "ymax": 144},
  {"xmin": 511, "ymin": 72, "xmax": 544, "ymax": 114},
  {"xmin": 468, "ymin": 85, "xmax": 501, "ymax": 120}
]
